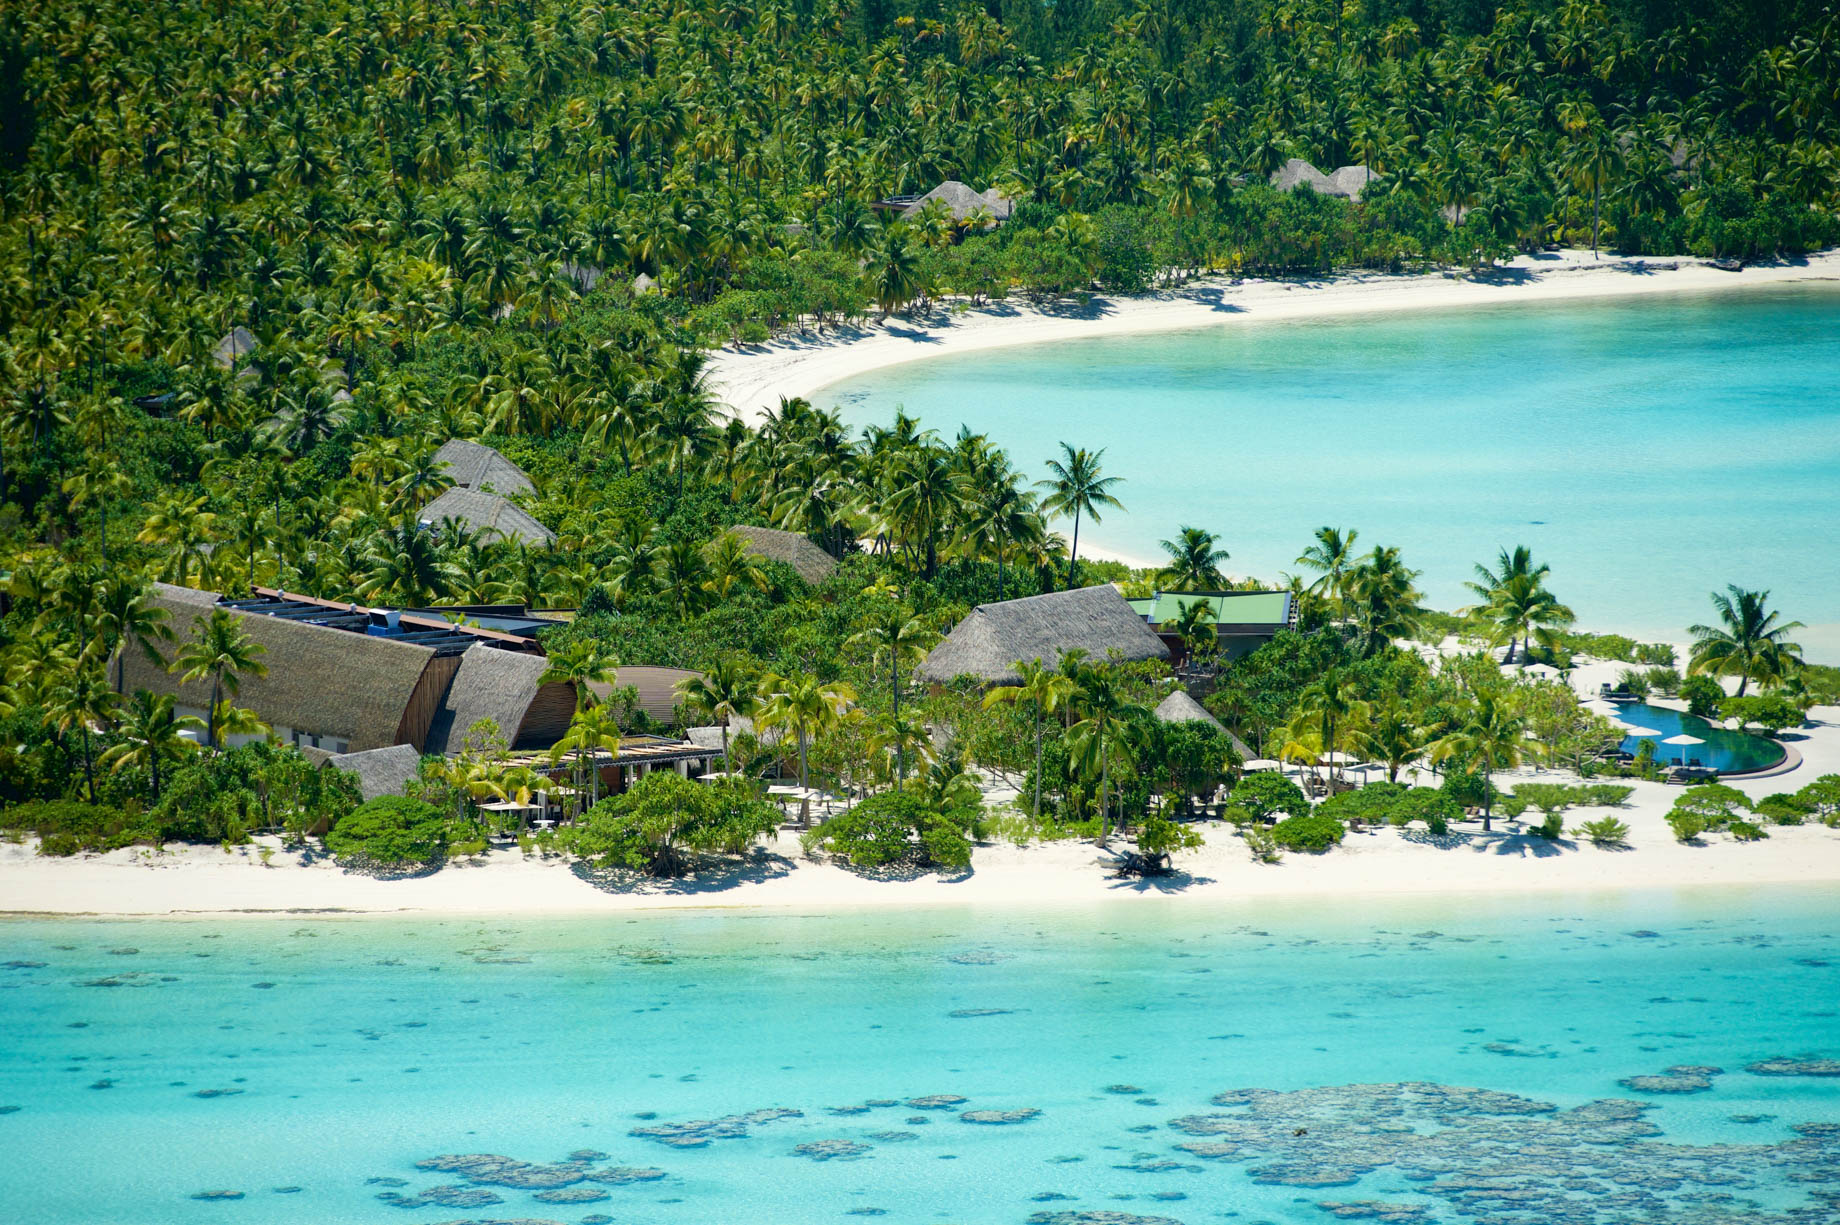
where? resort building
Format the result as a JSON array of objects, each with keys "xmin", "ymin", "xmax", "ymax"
[
  {"xmin": 433, "ymin": 439, "xmax": 537, "ymax": 498},
  {"xmin": 872, "ymin": 180, "xmax": 1015, "ymax": 227},
  {"xmin": 916, "ymin": 585, "xmax": 1170, "ymax": 687},
  {"xmin": 1270, "ymin": 158, "xmax": 1382, "ymax": 201},
  {"xmin": 418, "ymin": 487, "xmax": 554, "ymax": 546},
  {"xmin": 724, "ymin": 524, "xmax": 839, "ymax": 586},
  {"xmin": 1126, "ymin": 590, "xmax": 1297, "ymax": 664},
  {"xmin": 120, "ymin": 583, "xmax": 719, "ymax": 796},
  {"xmin": 1153, "ymin": 688, "xmax": 1254, "ymax": 759}
]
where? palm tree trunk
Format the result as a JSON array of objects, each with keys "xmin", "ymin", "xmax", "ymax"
[
  {"xmin": 208, "ymin": 672, "xmax": 223, "ymax": 750},
  {"xmin": 1032, "ymin": 706, "xmax": 1043, "ymax": 818},
  {"xmin": 1066, "ymin": 509, "xmax": 1082, "ymax": 587},
  {"xmin": 891, "ymin": 662, "xmax": 903, "ymax": 784},
  {"xmin": 81, "ymin": 728, "xmax": 96, "ymax": 803},
  {"xmin": 798, "ymin": 730, "xmax": 808, "ymax": 791}
]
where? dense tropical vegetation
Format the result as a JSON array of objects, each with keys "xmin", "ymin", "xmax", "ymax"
[{"xmin": 0, "ymin": 0, "xmax": 1837, "ymax": 873}]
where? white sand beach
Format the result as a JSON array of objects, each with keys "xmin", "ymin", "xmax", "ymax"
[
  {"xmin": 5, "ymin": 691, "xmax": 1835, "ymax": 919},
  {"xmin": 706, "ymin": 249, "xmax": 1840, "ymax": 419}
]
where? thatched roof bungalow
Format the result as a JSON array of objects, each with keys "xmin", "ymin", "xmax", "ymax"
[
  {"xmin": 1271, "ymin": 158, "xmax": 1381, "ymax": 201},
  {"xmin": 420, "ymin": 487, "xmax": 554, "ymax": 547},
  {"xmin": 322, "ymin": 743, "xmax": 423, "ymax": 801},
  {"xmin": 916, "ymin": 585, "xmax": 1169, "ymax": 687},
  {"xmin": 123, "ymin": 583, "xmax": 454, "ymax": 755},
  {"xmin": 900, "ymin": 180, "xmax": 1015, "ymax": 225},
  {"xmin": 434, "ymin": 439, "xmax": 536, "ymax": 498},
  {"xmin": 725, "ymin": 525, "xmax": 837, "ymax": 586},
  {"xmin": 1153, "ymin": 689, "xmax": 1253, "ymax": 759}
]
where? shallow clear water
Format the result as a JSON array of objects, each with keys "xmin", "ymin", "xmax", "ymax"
[
  {"xmin": 1614, "ymin": 702, "xmax": 1787, "ymax": 773},
  {"xmin": 819, "ymin": 285, "xmax": 1840, "ymax": 661},
  {"xmin": 5, "ymin": 890, "xmax": 1840, "ymax": 1223}
]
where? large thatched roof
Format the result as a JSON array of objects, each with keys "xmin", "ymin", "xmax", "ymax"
[
  {"xmin": 1271, "ymin": 158, "xmax": 1381, "ymax": 201},
  {"xmin": 325, "ymin": 743, "xmax": 422, "ymax": 801},
  {"xmin": 588, "ymin": 665, "xmax": 702, "ymax": 728},
  {"xmin": 725, "ymin": 525, "xmax": 837, "ymax": 585},
  {"xmin": 424, "ymin": 645, "xmax": 561, "ymax": 755},
  {"xmin": 901, "ymin": 180, "xmax": 1014, "ymax": 224},
  {"xmin": 916, "ymin": 585, "xmax": 1169, "ymax": 686},
  {"xmin": 1154, "ymin": 689, "xmax": 1253, "ymax": 758},
  {"xmin": 420, "ymin": 487, "xmax": 554, "ymax": 546},
  {"xmin": 434, "ymin": 439, "xmax": 536, "ymax": 497},
  {"xmin": 123, "ymin": 583, "xmax": 439, "ymax": 752}
]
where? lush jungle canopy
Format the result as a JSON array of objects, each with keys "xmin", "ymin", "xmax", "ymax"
[{"xmin": 0, "ymin": 0, "xmax": 1835, "ymax": 857}]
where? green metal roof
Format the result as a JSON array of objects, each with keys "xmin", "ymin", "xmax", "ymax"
[{"xmin": 1126, "ymin": 590, "xmax": 1294, "ymax": 628}]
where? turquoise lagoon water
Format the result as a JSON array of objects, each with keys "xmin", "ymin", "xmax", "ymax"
[
  {"xmin": 818, "ymin": 285, "xmax": 1840, "ymax": 661},
  {"xmin": 1613, "ymin": 701, "xmax": 1787, "ymax": 773},
  {"xmin": 5, "ymin": 891, "xmax": 1840, "ymax": 1223}
]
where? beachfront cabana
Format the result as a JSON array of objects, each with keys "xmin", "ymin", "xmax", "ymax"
[
  {"xmin": 433, "ymin": 439, "xmax": 536, "ymax": 498},
  {"xmin": 1270, "ymin": 158, "xmax": 1382, "ymax": 201},
  {"xmin": 1152, "ymin": 689, "xmax": 1254, "ymax": 759},
  {"xmin": 917, "ymin": 586, "xmax": 1170, "ymax": 687},
  {"xmin": 419, "ymin": 488, "xmax": 554, "ymax": 547},
  {"xmin": 723, "ymin": 524, "xmax": 838, "ymax": 586}
]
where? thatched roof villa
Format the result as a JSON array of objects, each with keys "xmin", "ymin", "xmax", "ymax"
[
  {"xmin": 122, "ymin": 584, "xmax": 719, "ymax": 799},
  {"xmin": 1153, "ymin": 689, "xmax": 1254, "ymax": 759},
  {"xmin": 725, "ymin": 524, "xmax": 838, "ymax": 586},
  {"xmin": 873, "ymin": 180, "xmax": 1015, "ymax": 226},
  {"xmin": 434, "ymin": 439, "xmax": 536, "ymax": 498},
  {"xmin": 419, "ymin": 487, "xmax": 554, "ymax": 546},
  {"xmin": 1270, "ymin": 158, "xmax": 1381, "ymax": 201},
  {"xmin": 916, "ymin": 585, "xmax": 1169, "ymax": 686}
]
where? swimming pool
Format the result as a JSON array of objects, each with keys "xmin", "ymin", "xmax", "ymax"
[{"xmin": 1614, "ymin": 702, "xmax": 1787, "ymax": 773}]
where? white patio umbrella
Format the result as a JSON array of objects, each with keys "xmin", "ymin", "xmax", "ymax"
[
  {"xmin": 1241, "ymin": 758, "xmax": 1281, "ymax": 772},
  {"xmin": 1321, "ymin": 751, "xmax": 1359, "ymax": 765},
  {"xmin": 1662, "ymin": 733, "xmax": 1705, "ymax": 766},
  {"xmin": 1618, "ymin": 723, "xmax": 1662, "ymax": 738},
  {"xmin": 1524, "ymin": 663, "xmax": 1559, "ymax": 679}
]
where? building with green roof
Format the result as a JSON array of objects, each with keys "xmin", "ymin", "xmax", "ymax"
[{"xmin": 1126, "ymin": 590, "xmax": 1296, "ymax": 663}]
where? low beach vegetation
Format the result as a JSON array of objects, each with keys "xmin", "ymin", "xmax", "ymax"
[
  {"xmin": 323, "ymin": 797, "xmax": 452, "ymax": 873},
  {"xmin": 802, "ymin": 791, "xmax": 974, "ymax": 874},
  {"xmin": 1271, "ymin": 812, "xmax": 1347, "ymax": 855},
  {"xmin": 568, "ymin": 773, "xmax": 780, "ymax": 878}
]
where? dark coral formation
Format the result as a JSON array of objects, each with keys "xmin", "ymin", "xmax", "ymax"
[
  {"xmin": 1747, "ymin": 1058, "xmax": 1840, "ymax": 1077},
  {"xmin": 905, "ymin": 1094, "xmax": 968, "ymax": 1110},
  {"xmin": 376, "ymin": 1184, "xmax": 503, "ymax": 1209},
  {"xmin": 630, "ymin": 1107, "xmax": 802, "ymax": 1147},
  {"xmin": 959, "ymin": 1108, "xmax": 1040, "ymax": 1124},
  {"xmin": 1025, "ymin": 1214, "xmax": 1183, "ymax": 1224},
  {"xmin": 792, "ymin": 1139, "xmax": 872, "ymax": 1160},
  {"xmin": 530, "ymin": 1187, "xmax": 609, "ymax": 1203},
  {"xmin": 1620, "ymin": 1066, "xmax": 1724, "ymax": 1094}
]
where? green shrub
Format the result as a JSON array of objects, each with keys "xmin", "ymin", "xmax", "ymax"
[
  {"xmin": 1242, "ymin": 824, "xmax": 1281, "ymax": 863},
  {"xmin": 1573, "ymin": 816, "xmax": 1631, "ymax": 847},
  {"xmin": 1680, "ymin": 674, "xmax": 1724, "ymax": 718},
  {"xmin": 1534, "ymin": 811, "xmax": 1566, "ymax": 840},
  {"xmin": 569, "ymin": 773, "xmax": 779, "ymax": 876},
  {"xmin": 1755, "ymin": 793, "xmax": 1812, "ymax": 826},
  {"xmin": 1497, "ymin": 793, "xmax": 1530, "ymax": 819},
  {"xmin": 1228, "ymin": 773, "xmax": 1308, "ymax": 822},
  {"xmin": 1579, "ymin": 784, "xmax": 1635, "ymax": 808},
  {"xmin": 1391, "ymin": 788, "xmax": 1459, "ymax": 836},
  {"xmin": 1, "ymin": 800, "xmax": 150, "ymax": 853},
  {"xmin": 1318, "ymin": 784, "xmax": 1401, "ymax": 829},
  {"xmin": 1666, "ymin": 809, "xmax": 1708, "ymax": 843},
  {"xmin": 1671, "ymin": 783, "xmax": 1752, "ymax": 830},
  {"xmin": 1135, "ymin": 814, "xmax": 1203, "ymax": 868},
  {"xmin": 1271, "ymin": 813, "xmax": 1346, "ymax": 854},
  {"xmin": 1512, "ymin": 783, "xmax": 1576, "ymax": 817},
  {"xmin": 1728, "ymin": 819, "xmax": 1769, "ymax": 842},
  {"xmin": 1794, "ymin": 775, "xmax": 1840, "ymax": 823},
  {"xmin": 1440, "ymin": 769, "xmax": 1496, "ymax": 811},
  {"xmin": 324, "ymin": 796, "xmax": 449, "ymax": 870},
  {"xmin": 806, "ymin": 791, "xmax": 971, "ymax": 872}
]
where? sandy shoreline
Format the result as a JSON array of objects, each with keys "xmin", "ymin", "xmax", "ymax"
[
  {"xmin": 5, "ymin": 696, "xmax": 1834, "ymax": 920},
  {"xmin": 706, "ymin": 248, "xmax": 1840, "ymax": 419}
]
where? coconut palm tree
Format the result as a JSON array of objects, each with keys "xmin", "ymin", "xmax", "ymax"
[
  {"xmin": 549, "ymin": 702, "xmax": 621, "ymax": 807},
  {"xmin": 675, "ymin": 655, "xmax": 759, "ymax": 767},
  {"xmin": 756, "ymin": 670, "xmax": 855, "ymax": 792},
  {"xmin": 50, "ymin": 661, "xmax": 118, "ymax": 803},
  {"xmin": 136, "ymin": 494, "xmax": 219, "ymax": 587},
  {"xmin": 1038, "ymin": 443, "xmax": 1125, "ymax": 587},
  {"xmin": 172, "ymin": 607, "xmax": 269, "ymax": 750},
  {"xmin": 101, "ymin": 690, "xmax": 204, "ymax": 803},
  {"xmin": 1156, "ymin": 526, "xmax": 1230, "ymax": 590},
  {"xmin": 95, "ymin": 576, "xmax": 173, "ymax": 694},
  {"xmin": 1352, "ymin": 696, "xmax": 1429, "ymax": 783},
  {"xmin": 540, "ymin": 640, "xmax": 619, "ymax": 710},
  {"xmin": 1295, "ymin": 666, "xmax": 1369, "ymax": 786},
  {"xmin": 1343, "ymin": 545, "xmax": 1424, "ymax": 656},
  {"xmin": 1688, "ymin": 586, "xmax": 1805, "ymax": 697},
  {"xmin": 1429, "ymin": 690, "xmax": 1526, "ymax": 830},
  {"xmin": 846, "ymin": 601, "xmax": 937, "ymax": 783},
  {"xmin": 1066, "ymin": 669, "xmax": 1144, "ymax": 845},
  {"xmin": 1295, "ymin": 525, "xmax": 1360, "ymax": 609},
  {"xmin": 983, "ymin": 659, "xmax": 1077, "ymax": 819}
]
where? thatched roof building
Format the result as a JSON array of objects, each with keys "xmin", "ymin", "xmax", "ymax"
[
  {"xmin": 725, "ymin": 525, "xmax": 837, "ymax": 585},
  {"xmin": 424, "ymin": 645, "xmax": 573, "ymax": 755},
  {"xmin": 434, "ymin": 439, "xmax": 536, "ymax": 498},
  {"xmin": 212, "ymin": 327, "xmax": 257, "ymax": 370},
  {"xmin": 1153, "ymin": 689, "xmax": 1253, "ymax": 759},
  {"xmin": 420, "ymin": 488, "xmax": 554, "ymax": 546},
  {"xmin": 123, "ymin": 583, "xmax": 451, "ymax": 755},
  {"xmin": 900, "ymin": 180, "xmax": 1015, "ymax": 225},
  {"xmin": 916, "ymin": 585, "xmax": 1170, "ymax": 686},
  {"xmin": 588, "ymin": 665, "xmax": 702, "ymax": 728},
  {"xmin": 1271, "ymin": 158, "xmax": 1381, "ymax": 201},
  {"xmin": 323, "ymin": 743, "xmax": 423, "ymax": 801}
]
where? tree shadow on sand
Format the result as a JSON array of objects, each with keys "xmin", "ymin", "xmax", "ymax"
[{"xmin": 569, "ymin": 848, "xmax": 797, "ymax": 896}]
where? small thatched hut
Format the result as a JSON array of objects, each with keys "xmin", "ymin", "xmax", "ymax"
[
  {"xmin": 1270, "ymin": 158, "xmax": 1381, "ymax": 201},
  {"xmin": 212, "ymin": 327, "xmax": 257, "ymax": 370},
  {"xmin": 434, "ymin": 439, "xmax": 536, "ymax": 498},
  {"xmin": 725, "ymin": 525, "xmax": 837, "ymax": 586},
  {"xmin": 322, "ymin": 743, "xmax": 423, "ymax": 801},
  {"xmin": 1153, "ymin": 689, "xmax": 1253, "ymax": 759},
  {"xmin": 900, "ymin": 180, "xmax": 1015, "ymax": 225},
  {"xmin": 420, "ymin": 488, "xmax": 554, "ymax": 546},
  {"xmin": 916, "ymin": 586, "xmax": 1169, "ymax": 687}
]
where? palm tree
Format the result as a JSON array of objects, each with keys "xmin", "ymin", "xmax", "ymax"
[
  {"xmin": 96, "ymin": 577, "xmax": 173, "ymax": 694},
  {"xmin": 846, "ymin": 601, "xmax": 937, "ymax": 783},
  {"xmin": 1688, "ymin": 586, "xmax": 1805, "ymax": 697},
  {"xmin": 1157, "ymin": 526, "xmax": 1230, "ymax": 590},
  {"xmin": 1429, "ymin": 690, "xmax": 1526, "ymax": 831},
  {"xmin": 540, "ymin": 640, "xmax": 619, "ymax": 710},
  {"xmin": 357, "ymin": 524, "xmax": 463, "ymax": 604},
  {"xmin": 756, "ymin": 671, "xmax": 855, "ymax": 792},
  {"xmin": 1066, "ymin": 669, "xmax": 1143, "ymax": 845},
  {"xmin": 1295, "ymin": 667, "xmax": 1369, "ymax": 786},
  {"xmin": 1352, "ymin": 696, "xmax": 1428, "ymax": 783},
  {"xmin": 50, "ymin": 662, "xmax": 118, "ymax": 803},
  {"xmin": 982, "ymin": 658, "xmax": 1075, "ymax": 819},
  {"xmin": 1295, "ymin": 525, "xmax": 1359, "ymax": 609},
  {"xmin": 1343, "ymin": 546, "xmax": 1424, "ymax": 656},
  {"xmin": 1038, "ymin": 443, "xmax": 1125, "ymax": 587},
  {"xmin": 136, "ymin": 495, "xmax": 218, "ymax": 587},
  {"xmin": 100, "ymin": 690, "xmax": 204, "ymax": 802},
  {"xmin": 675, "ymin": 655, "xmax": 759, "ymax": 767},
  {"xmin": 549, "ymin": 702, "xmax": 621, "ymax": 808},
  {"xmin": 172, "ymin": 608, "xmax": 269, "ymax": 750},
  {"xmin": 1461, "ymin": 547, "xmax": 1573, "ymax": 664}
]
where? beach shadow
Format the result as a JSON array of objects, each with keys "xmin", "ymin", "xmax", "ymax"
[
  {"xmin": 1035, "ymin": 295, "xmax": 1117, "ymax": 319},
  {"xmin": 884, "ymin": 324, "xmax": 945, "ymax": 344},
  {"xmin": 1184, "ymin": 286, "xmax": 1245, "ymax": 313},
  {"xmin": 1465, "ymin": 266, "xmax": 1537, "ymax": 286},
  {"xmin": 1400, "ymin": 830, "xmax": 1475, "ymax": 850},
  {"xmin": 1485, "ymin": 833, "xmax": 1568, "ymax": 858},
  {"xmin": 1107, "ymin": 867, "xmax": 1215, "ymax": 894},
  {"xmin": 569, "ymin": 848, "xmax": 797, "ymax": 896}
]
